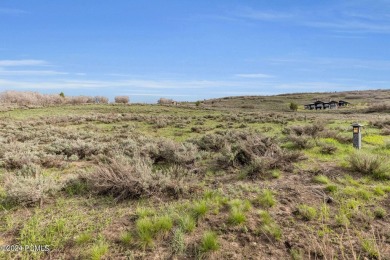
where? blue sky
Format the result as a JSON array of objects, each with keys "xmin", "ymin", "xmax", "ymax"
[{"xmin": 1, "ymin": 0, "xmax": 390, "ymax": 102}]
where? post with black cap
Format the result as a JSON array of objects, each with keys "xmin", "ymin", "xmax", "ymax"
[{"xmin": 351, "ymin": 123, "xmax": 363, "ymax": 149}]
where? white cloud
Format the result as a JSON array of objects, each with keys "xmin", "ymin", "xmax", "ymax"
[
  {"xmin": 234, "ymin": 8, "xmax": 293, "ymax": 21},
  {"xmin": 0, "ymin": 59, "xmax": 47, "ymax": 67},
  {"xmin": 0, "ymin": 78, "xmax": 268, "ymax": 91},
  {"xmin": 0, "ymin": 8, "xmax": 27, "ymax": 14},
  {"xmin": 235, "ymin": 73, "xmax": 274, "ymax": 78},
  {"xmin": 0, "ymin": 69, "xmax": 68, "ymax": 76}
]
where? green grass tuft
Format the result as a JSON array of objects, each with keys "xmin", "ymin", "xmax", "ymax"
[
  {"xmin": 257, "ymin": 189, "xmax": 276, "ymax": 208},
  {"xmin": 199, "ymin": 231, "xmax": 219, "ymax": 253},
  {"xmin": 297, "ymin": 204, "xmax": 317, "ymax": 221}
]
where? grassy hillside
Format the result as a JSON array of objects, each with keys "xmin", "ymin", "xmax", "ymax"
[
  {"xmin": 0, "ymin": 94, "xmax": 389, "ymax": 259},
  {"xmin": 198, "ymin": 89, "xmax": 390, "ymax": 111}
]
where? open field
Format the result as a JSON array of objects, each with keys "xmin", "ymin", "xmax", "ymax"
[{"xmin": 0, "ymin": 91, "xmax": 390, "ymax": 259}]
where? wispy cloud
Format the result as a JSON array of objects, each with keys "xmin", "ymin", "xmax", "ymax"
[
  {"xmin": 228, "ymin": 4, "xmax": 390, "ymax": 34},
  {"xmin": 0, "ymin": 78, "xmax": 270, "ymax": 91},
  {"xmin": 0, "ymin": 8, "xmax": 27, "ymax": 14},
  {"xmin": 0, "ymin": 69, "xmax": 68, "ymax": 76},
  {"xmin": 235, "ymin": 73, "xmax": 274, "ymax": 78},
  {"xmin": 233, "ymin": 7, "xmax": 293, "ymax": 21},
  {"xmin": 304, "ymin": 20, "xmax": 390, "ymax": 34},
  {"xmin": 268, "ymin": 57, "xmax": 390, "ymax": 70},
  {"xmin": 0, "ymin": 59, "xmax": 47, "ymax": 67}
]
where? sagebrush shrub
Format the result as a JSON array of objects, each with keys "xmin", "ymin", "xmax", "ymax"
[
  {"xmin": 46, "ymin": 138, "xmax": 104, "ymax": 159},
  {"xmin": 83, "ymin": 156, "xmax": 190, "ymax": 200},
  {"xmin": 147, "ymin": 139, "xmax": 197, "ymax": 165},
  {"xmin": 2, "ymin": 142, "xmax": 40, "ymax": 169},
  {"xmin": 288, "ymin": 134, "xmax": 314, "ymax": 149},
  {"xmin": 3, "ymin": 171, "xmax": 61, "ymax": 205}
]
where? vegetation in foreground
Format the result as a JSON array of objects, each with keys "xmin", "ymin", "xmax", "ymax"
[{"xmin": 0, "ymin": 90, "xmax": 389, "ymax": 259}]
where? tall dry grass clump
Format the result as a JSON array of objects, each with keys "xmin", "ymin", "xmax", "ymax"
[{"xmin": 348, "ymin": 151, "xmax": 390, "ymax": 180}]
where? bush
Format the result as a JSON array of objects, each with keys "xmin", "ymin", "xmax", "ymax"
[
  {"xmin": 289, "ymin": 102, "xmax": 298, "ymax": 111},
  {"xmin": 95, "ymin": 96, "xmax": 109, "ymax": 104},
  {"xmin": 82, "ymin": 157, "xmax": 191, "ymax": 200},
  {"xmin": 157, "ymin": 97, "xmax": 174, "ymax": 104},
  {"xmin": 319, "ymin": 143, "xmax": 337, "ymax": 154},
  {"xmin": 147, "ymin": 139, "xmax": 197, "ymax": 165},
  {"xmin": 3, "ymin": 171, "xmax": 61, "ymax": 206},
  {"xmin": 114, "ymin": 96, "xmax": 129, "ymax": 104},
  {"xmin": 348, "ymin": 152, "xmax": 390, "ymax": 180},
  {"xmin": 2, "ymin": 142, "xmax": 40, "ymax": 169},
  {"xmin": 83, "ymin": 156, "xmax": 184, "ymax": 200},
  {"xmin": 289, "ymin": 123, "xmax": 325, "ymax": 137},
  {"xmin": 366, "ymin": 103, "xmax": 390, "ymax": 113},
  {"xmin": 46, "ymin": 138, "xmax": 104, "ymax": 159},
  {"xmin": 288, "ymin": 135, "xmax": 314, "ymax": 149}
]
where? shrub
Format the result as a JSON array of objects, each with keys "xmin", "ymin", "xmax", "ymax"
[
  {"xmin": 348, "ymin": 151, "xmax": 390, "ymax": 180},
  {"xmin": 366, "ymin": 103, "xmax": 390, "ymax": 113},
  {"xmin": 95, "ymin": 96, "xmax": 109, "ymax": 104},
  {"xmin": 289, "ymin": 124, "xmax": 325, "ymax": 137},
  {"xmin": 114, "ymin": 96, "xmax": 129, "ymax": 104},
  {"xmin": 2, "ymin": 142, "xmax": 40, "ymax": 169},
  {"xmin": 3, "ymin": 172, "xmax": 61, "ymax": 206},
  {"xmin": 157, "ymin": 97, "xmax": 174, "ymax": 105},
  {"xmin": 288, "ymin": 135, "xmax": 314, "ymax": 149},
  {"xmin": 243, "ymin": 157, "xmax": 272, "ymax": 179},
  {"xmin": 319, "ymin": 143, "xmax": 337, "ymax": 155},
  {"xmin": 148, "ymin": 139, "xmax": 197, "ymax": 165},
  {"xmin": 83, "ymin": 156, "xmax": 183, "ymax": 200},
  {"xmin": 46, "ymin": 138, "xmax": 104, "ymax": 159},
  {"xmin": 289, "ymin": 102, "xmax": 298, "ymax": 111}
]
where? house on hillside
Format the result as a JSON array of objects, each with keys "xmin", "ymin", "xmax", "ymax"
[
  {"xmin": 303, "ymin": 99, "xmax": 349, "ymax": 110},
  {"xmin": 315, "ymin": 100, "xmax": 324, "ymax": 110},
  {"xmin": 338, "ymin": 100, "xmax": 349, "ymax": 107},
  {"xmin": 329, "ymin": 100, "xmax": 338, "ymax": 109},
  {"xmin": 304, "ymin": 103, "xmax": 316, "ymax": 110}
]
